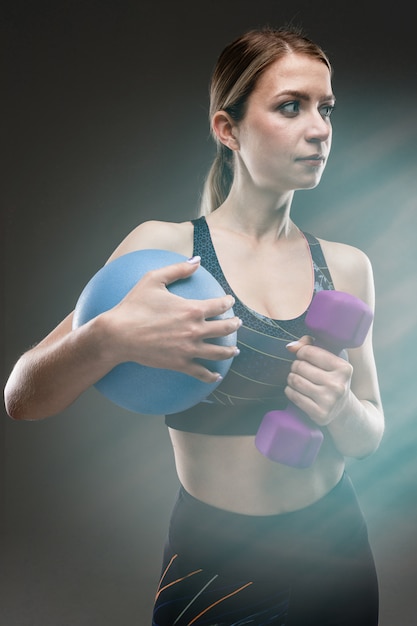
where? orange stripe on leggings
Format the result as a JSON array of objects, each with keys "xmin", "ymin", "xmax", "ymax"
[
  {"xmin": 187, "ymin": 581, "xmax": 253, "ymax": 625},
  {"xmin": 154, "ymin": 554, "xmax": 203, "ymax": 603},
  {"xmin": 155, "ymin": 553, "xmax": 178, "ymax": 598}
]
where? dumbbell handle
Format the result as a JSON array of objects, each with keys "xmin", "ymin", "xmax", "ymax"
[{"xmin": 255, "ymin": 290, "xmax": 373, "ymax": 468}]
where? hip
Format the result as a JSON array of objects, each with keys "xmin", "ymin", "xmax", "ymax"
[{"xmin": 168, "ymin": 472, "xmax": 373, "ymax": 582}]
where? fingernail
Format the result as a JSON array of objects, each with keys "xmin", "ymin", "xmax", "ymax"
[
  {"xmin": 215, "ymin": 374, "xmax": 223, "ymax": 382},
  {"xmin": 234, "ymin": 347, "xmax": 240, "ymax": 356},
  {"xmin": 286, "ymin": 341, "xmax": 299, "ymax": 347},
  {"xmin": 187, "ymin": 255, "xmax": 201, "ymax": 264}
]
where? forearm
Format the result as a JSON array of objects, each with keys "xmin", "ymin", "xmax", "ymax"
[
  {"xmin": 4, "ymin": 258, "xmax": 239, "ymax": 421},
  {"xmin": 326, "ymin": 392, "xmax": 384, "ymax": 459},
  {"xmin": 4, "ymin": 315, "xmax": 115, "ymax": 421}
]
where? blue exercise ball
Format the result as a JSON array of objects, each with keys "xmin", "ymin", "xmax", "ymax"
[{"xmin": 72, "ymin": 249, "xmax": 236, "ymax": 414}]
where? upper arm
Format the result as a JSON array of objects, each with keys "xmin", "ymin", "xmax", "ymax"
[
  {"xmin": 33, "ymin": 220, "xmax": 194, "ymax": 349},
  {"xmin": 106, "ymin": 220, "xmax": 194, "ymax": 263},
  {"xmin": 320, "ymin": 239, "xmax": 383, "ymax": 411},
  {"xmin": 319, "ymin": 239, "xmax": 375, "ymax": 310}
]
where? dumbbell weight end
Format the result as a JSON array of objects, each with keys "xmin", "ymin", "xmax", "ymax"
[{"xmin": 255, "ymin": 403, "xmax": 324, "ymax": 469}]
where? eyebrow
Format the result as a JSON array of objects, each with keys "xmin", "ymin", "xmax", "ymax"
[{"xmin": 274, "ymin": 89, "xmax": 336, "ymax": 103}]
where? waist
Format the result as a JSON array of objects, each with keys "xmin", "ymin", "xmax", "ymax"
[
  {"xmin": 168, "ymin": 472, "xmax": 368, "ymax": 580},
  {"xmin": 168, "ymin": 427, "xmax": 345, "ymax": 515}
]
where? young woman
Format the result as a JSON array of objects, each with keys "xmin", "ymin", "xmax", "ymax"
[{"xmin": 5, "ymin": 27, "xmax": 384, "ymax": 625}]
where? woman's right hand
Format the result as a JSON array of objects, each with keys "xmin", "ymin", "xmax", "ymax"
[{"xmin": 101, "ymin": 256, "xmax": 240, "ymax": 383}]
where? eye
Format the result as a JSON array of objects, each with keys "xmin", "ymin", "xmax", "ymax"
[
  {"xmin": 278, "ymin": 101, "xmax": 300, "ymax": 116},
  {"xmin": 319, "ymin": 103, "xmax": 335, "ymax": 118}
]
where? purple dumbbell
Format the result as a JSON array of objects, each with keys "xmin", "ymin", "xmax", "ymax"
[{"xmin": 255, "ymin": 290, "xmax": 373, "ymax": 468}]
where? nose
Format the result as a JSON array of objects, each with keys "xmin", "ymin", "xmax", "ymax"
[{"xmin": 305, "ymin": 111, "xmax": 332, "ymax": 143}]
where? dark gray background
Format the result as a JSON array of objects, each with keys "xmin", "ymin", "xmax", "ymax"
[{"xmin": 2, "ymin": 1, "xmax": 417, "ymax": 624}]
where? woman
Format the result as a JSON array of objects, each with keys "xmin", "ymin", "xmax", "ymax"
[{"xmin": 5, "ymin": 27, "xmax": 384, "ymax": 625}]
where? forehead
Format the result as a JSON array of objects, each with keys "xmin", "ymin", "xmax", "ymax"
[{"xmin": 253, "ymin": 52, "xmax": 333, "ymax": 99}]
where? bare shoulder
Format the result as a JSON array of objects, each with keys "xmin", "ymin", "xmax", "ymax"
[
  {"xmin": 107, "ymin": 220, "xmax": 194, "ymax": 262},
  {"xmin": 318, "ymin": 238, "xmax": 375, "ymax": 307}
]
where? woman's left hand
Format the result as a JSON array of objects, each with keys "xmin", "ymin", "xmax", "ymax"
[{"xmin": 285, "ymin": 337, "xmax": 353, "ymax": 427}]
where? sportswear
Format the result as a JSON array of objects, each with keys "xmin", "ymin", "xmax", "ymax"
[
  {"xmin": 165, "ymin": 216, "xmax": 334, "ymax": 435},
  {"xmin": 152, "ymin": 473, "xmax": 379, "ymax": 625}
]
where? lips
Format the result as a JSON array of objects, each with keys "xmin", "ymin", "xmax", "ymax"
[
  {"xmin": 295, "ymin": 154, "xmax": 325, "ymax": 168},
  {"xmin": 296, "ymin": 154, "xmax": 325, "ymax": 162}
]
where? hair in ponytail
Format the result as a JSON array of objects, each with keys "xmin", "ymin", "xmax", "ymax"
[
  {"xmin": 200, "ymin": 144, "xmax": 234, "ymax": 216},
  {"xmin": 199, "ymin": 26, "xmax": 332, "ymax": 215}
]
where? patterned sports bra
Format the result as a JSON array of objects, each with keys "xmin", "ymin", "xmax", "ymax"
[{"xmin": 165, "ymin": 216, "xmax": 335, "ymax": 436}]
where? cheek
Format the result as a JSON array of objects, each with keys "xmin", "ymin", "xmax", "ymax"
[
  {"xmin": 327, "ymin": 132, "xmax": 333, "ymax": 151},
  {"xmin": 237, "ymin": 117, "xmax": 296, "ymax": 179},
  {"xmin": 242, "ymin": 123, "xmax": 289, "ymax": 160}
]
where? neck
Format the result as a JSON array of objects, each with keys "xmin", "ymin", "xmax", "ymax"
[{"xmin": 209, "ymin": 184, "xmax": 296, "ymax": 241}]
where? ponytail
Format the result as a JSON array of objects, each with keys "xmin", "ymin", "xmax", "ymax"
[{"xmin": 200, "ymin": 143, "xmax": 234, "ymax": 215}]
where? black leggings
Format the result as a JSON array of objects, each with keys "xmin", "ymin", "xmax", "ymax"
[{"xmin": 152, "ymin": 473, "xmax": 378, "ymax": 625}]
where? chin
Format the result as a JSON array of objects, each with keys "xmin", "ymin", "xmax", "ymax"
[{"xmin": 296, "ymin": 176, "xmax": 324, "ymax": 191}]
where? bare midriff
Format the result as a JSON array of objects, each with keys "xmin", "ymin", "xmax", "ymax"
[{"xmin": 168, "ymin": 427, "xmax": 345, "ymax": 516}]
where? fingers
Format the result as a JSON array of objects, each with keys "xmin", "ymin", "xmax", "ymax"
[
  {"xmin": 287, "ymin": 345, "xmax": 352, "ymax": 393},
  {"xmin": 285, "ymin": 339, "xmax": 353, "ymax": 425},
  {"xmin": 285, "ymin": 335, "xmax": 314, "ymax": 353},
  {"xmin": 112, "ymin": 258, "xmax": 242, "ymax": 380},
  {"xmin": 184, "ymin": 362, "xmax": 225, "ymax": 384},
  {"xmin": 145, "ymin": 259, "xmax": 237, "ymax": 321},
  {"xmin": 198, "ymin": 341, "xmax": 240, "ymax": 362},
  {"xmin": 155, "ymin": 256, "xmax": 202, "ymax": 286},
  {"xmin": 201, "ymin": 316, "xmax": 242, "ymax": 339},
  {"xmin": 200, "ymin": 294, "xmax": 236, "ymax": 319},
  {"xmin": 163, "ymin": 342, "xmax": 239, "ymax": 384}
]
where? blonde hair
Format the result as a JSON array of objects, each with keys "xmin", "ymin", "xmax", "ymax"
[{"xmin": 200, "ymin": 27, "xmax": 332, "ymax": 215}]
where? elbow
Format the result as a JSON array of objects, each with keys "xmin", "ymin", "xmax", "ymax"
[
  {"xmin": 331, "ymin": 417, "xmax": 385, "ymax": 461},
  {"xmin": 364, "ymin": 407, "xmax": 385, "ymax": 458},
  {"xmin": 4, "ymin": 401, "xmax": 24, "ymax": 422},
  {"xmin": 360, "ymin": 426, "xmax": 385, "ymax": 460},
  {"xmin": 4, "ymin": 364, "xmax": 25, "ymax": 420},
  {"xmin": 345, "ymin": 399, "xmax": 385, "ymax": 460},
  {"xmin": 4, "ymin": 385, "xmax": 28, "ymax": 421},
  {"xmin": 349, "ymin": 421, "xmax": 385, "ymax": 461},
  {"xmin": 353, "ymin": 442, "xmax": 381, "ymax": 461},
  {"xmin": 3, "ymin": 379, "xmax": 40, "ymax": 421},
  {"xmin": 4, "ymin": 398, "xmax": 46, "ymax": 422},
  {"xmin": 4, "ymin": 359, "xmax": 43, "ymax": 420},
  {"xmin": 4, "ymin": 379, "xmax": 66, "ymax": 422}
]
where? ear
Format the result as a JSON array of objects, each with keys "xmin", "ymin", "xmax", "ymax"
[{"xmin": 212, "ymin": 111, "xmax": 240, "ymax": 150}]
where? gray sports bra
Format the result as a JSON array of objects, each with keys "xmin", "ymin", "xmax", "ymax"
[{"xmin": 165, "ymin": 216, "xmax": 335, "ymax": 435}]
